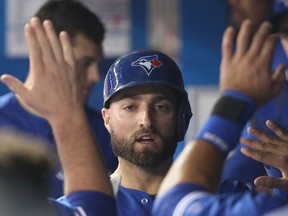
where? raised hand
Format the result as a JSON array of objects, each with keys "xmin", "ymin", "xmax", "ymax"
[
  {"xmin": 220, "ymin": 20, "xmax": 286, "ymax": 107},
  {"xmin": 240, "ymin": 120, "xmax": 288, "ymax": 191},
  {"xmin": 1, "ymin": 17, "xmax": 83, "ymax": 125}
]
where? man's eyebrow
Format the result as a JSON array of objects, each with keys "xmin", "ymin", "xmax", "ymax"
[
  {"xmin": 78, "ymin": 56, "xmax": 98, "ymax": 62},
  {"xmin": 116, "ymin": 93, "xmax": 140, "ymax": 101},
  {"xmin": 153, "ymin": 95, "xmax": 174, "ymax": 102},
  {"xmin": 118, "ymin": 93, "xmax": 174, "ymax": 102}
]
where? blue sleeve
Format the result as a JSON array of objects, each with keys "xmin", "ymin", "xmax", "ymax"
[
  {"xmin": 152, "ymin": 183, "xmax": 288, "ymax": 216},
  {"xmin": 152, "ymin": 183, "xmax": 204, "ymax": 216},
  {"xmin": 51, "ymin": 191, "xmax": 117, "ymax": 216}
]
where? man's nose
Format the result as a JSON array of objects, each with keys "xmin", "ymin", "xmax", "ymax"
[
  {"xmin": 138, "ymin": 108, "xmax": 152, "ymax": 128},
  {"xmin": 88, "ymin": 64, "xmax": 101, "ymax": 83}
]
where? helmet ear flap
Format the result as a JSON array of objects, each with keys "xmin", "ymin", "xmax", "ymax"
[{"xmin": 177, "ymin": 99, "xmax": 193, "ymax": 141}]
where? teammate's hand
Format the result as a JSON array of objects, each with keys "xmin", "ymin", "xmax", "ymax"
[
  {"xmin": 220, "ymin": 20, "xmax": 286, "ymax": 107},
  {"xmin": 240, "ymin": 120, "xmax": 288, "ymax": 190},
  {"xmin": 254, "ymin": 176, "xmax": 288, "ymax": 192},
  {"xmin": 0, "ymin": 17, "xmax": 83, "ymax": 125}
]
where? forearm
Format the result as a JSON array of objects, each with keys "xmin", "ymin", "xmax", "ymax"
[{"xmin": 158, "ymin": 140, "xmax": 225, "ymax": 196}]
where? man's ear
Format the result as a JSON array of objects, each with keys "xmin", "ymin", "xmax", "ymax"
[{"xmin": 101, "ymin": 108, "xmax": 111, "ymax": 133}]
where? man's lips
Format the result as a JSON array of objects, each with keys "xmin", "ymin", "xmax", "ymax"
[{"xmin": 135, "ymin": 133, "xmax": 156, "ymax": 145}]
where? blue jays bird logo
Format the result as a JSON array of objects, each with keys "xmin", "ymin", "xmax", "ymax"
[{"xmin": 131, "ymin": 54, "xmax": 162, "ymax": 75}]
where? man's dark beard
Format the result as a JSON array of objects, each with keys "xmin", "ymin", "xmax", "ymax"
[{"xmin": 110, "ymin": 127, "xmax": 177, "ymax": 168}]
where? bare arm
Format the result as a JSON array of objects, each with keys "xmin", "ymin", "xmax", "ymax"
[
  {"xmin": 157, "ymin": 20, "xmax": 286, "ymax": 197},
  {"xmin": 0, "ymin": 17, "xmax": 113, "ymax": 196}
]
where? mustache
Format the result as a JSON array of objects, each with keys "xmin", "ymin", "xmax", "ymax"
[{"xmin": 132, "ymin": 127, "xmax": 160, "ymax": 142}]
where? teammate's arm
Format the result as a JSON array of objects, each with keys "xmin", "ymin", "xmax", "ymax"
[{"xmin": 157, "ymin": 20, "xmax": 285, "ymax": 197}]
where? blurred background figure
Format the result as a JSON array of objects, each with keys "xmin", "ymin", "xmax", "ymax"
[
  {"xmin": 0, "ymin": 0, "xmax": 117, "ymax": 198},
  {"xmin": 0, "ymin": 129, "xmax": 56, "ymax": 216},
  {"xmin": 227, "ymin": 0, "xmax": 274, "ymax": 33}
]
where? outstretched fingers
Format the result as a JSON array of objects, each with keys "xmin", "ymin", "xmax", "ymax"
[
  {"xmin": 241, "ymin": 126, "xmax": 288, "ymax": 156},
  {"xmin": 240, "ymin": 124, "xmax": 288, "ymax": 171},
  {"xmin": 240, "ymin": 146, "xmax": 273, "ymax": 166}
]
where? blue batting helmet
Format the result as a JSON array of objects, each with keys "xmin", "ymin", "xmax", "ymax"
[{"xmin": 103, "ymin": 49, "xmax": 192, "ymax": 141}]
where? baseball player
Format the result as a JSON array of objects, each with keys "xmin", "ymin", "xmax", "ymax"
[
  {"xmin": 0, "ymin": 0, "xmax": 117, "ymax": 198},
  {"xmin": 223, "ymin": 0, "xmax": 288, "ymax": 189},
  {"xmin": 152, "ymin": 20, "xmax": 288, "ymax": 216},
  {"xmin": 52, "ymin": 47, "xmax": 193, "ymax": 216}
]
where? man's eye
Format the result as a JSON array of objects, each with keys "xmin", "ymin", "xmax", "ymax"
[
  {"xmin": 77, "ymin": 59, "xmax": 95, "ymax": 69},
  {"xmin": 155, "ymin": 104, "xmax": 170, "ymax": 112},
  {"xmin": 124, "ymin": 105, "xmax": 135, "ymax": 111},
  {"xmin": 83, "ymin": 60, "xmax": 93, "ymax": 68}
]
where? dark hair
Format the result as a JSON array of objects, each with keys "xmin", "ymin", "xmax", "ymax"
[{"xmin": 35, "ymin": 0, "xmax": 105, "ymax": 46}]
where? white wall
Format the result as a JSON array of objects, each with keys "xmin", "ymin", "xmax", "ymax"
[{"xmin": 185, "ymin": 85, "xmax": 220, "ymax": 143}]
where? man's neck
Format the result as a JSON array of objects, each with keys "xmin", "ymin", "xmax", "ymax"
[{"xmin": 113, "ymin": 157, "xmax": 173, "ymax": 195}]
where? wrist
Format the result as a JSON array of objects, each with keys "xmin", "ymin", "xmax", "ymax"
[{"xmin": 194, "ymin": 90, "xmax": 256, "ymax": 156}]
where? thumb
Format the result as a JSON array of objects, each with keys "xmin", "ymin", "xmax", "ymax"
[{"xmin": 1, "ymin": 74, "xmax": 28, "ymax": 97}]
